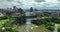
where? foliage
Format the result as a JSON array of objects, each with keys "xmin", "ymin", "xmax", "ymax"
[
  {"xmin": 30, "ymin": 7, "xmax": 33, "ymax": 12},
  {"xmin": 45, "ymin": 22, "xmax": 54, "ymax": 31},
  {"xmin": 32, "ymin": 19, "xmax": 44, "ymax": 25},
  {"xmin": 0, "ymin": 27, "xmax": 18, "ymax": 32},
  {"xmin": 51, "ymin": 17, "xmax": 60, "ymax": 23},
  {"xmin": 38, "ymin": 12, "xmax": 51, "ymax": 17},
  {"xmin": 35, "ymin": 16, "xmax": 60, "ymax": 31},
  {"xmin": 0, "ymin": 21, "xmax": 18, "ymax": 32},
  {"xmin": 10, "ymin": 14, "xmax": 26, "ymax": 25},
  {"xmin": 0, "ymin": 16, "xmax": 8, "ymax": 20},
  {"xmin": 58, "ymin": 28, "xmax": 60, "ymax": 32}
]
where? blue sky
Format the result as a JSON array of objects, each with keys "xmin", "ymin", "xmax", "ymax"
[{"xmin": 0, "ymin": 0, "xmax": 60, "ymax": 9}]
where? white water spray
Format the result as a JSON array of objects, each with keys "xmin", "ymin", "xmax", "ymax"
[
  {"xmin": 26, "ymin": 19, "xmax": 32, "ymax": 24},
  {"xmin": 54, "ymin": 24, "xmax": 58, "ymax": 32}
]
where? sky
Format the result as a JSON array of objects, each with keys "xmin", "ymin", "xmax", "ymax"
[{"xmin": 0, "ymin": 0, "xmax": 60, "ymax": 9}]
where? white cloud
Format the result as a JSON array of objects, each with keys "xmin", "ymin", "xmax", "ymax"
[
  {"xmin": 45, "ymin": 0, "xmax": 58, "ymax": 2},
  {"xmin": 0, "ymin": 0, "xmax": 60, "ymax": 9}
]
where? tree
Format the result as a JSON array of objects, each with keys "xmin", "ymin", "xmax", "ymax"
[
  {"xmin": 35, "ymin": 8, "xmax": 38, "ymax": 11},
  {"xmin": 18, "ymin": 8, "xmax": 24, "ymax": 14},
  {"xmin": 18, "ymin": 8, "xmax": 23, "ymax": 12},
  {"xmin": 30, "ymin": 7, "xmax": 33, "ymax": 12}
]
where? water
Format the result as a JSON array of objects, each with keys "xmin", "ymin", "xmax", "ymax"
[
  {"xmin": 26, "ymin": 19, "xmax": 32, "ymax": 24},
  {"xmin": 54, "ymin": 24, "xmax": 58, "ymax": 32}
]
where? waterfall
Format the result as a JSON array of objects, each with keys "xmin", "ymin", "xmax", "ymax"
[
  {"xmin": 54, "ymin": 24, "xmax": 58, "ymax": 32},
  {"xmin": 26, "ymin": 19, "xmax": 32, "ymax": 24}
]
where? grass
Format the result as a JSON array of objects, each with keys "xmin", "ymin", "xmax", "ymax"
[{"xmin": 15, "ymin": 24, "xmax": 52, "ymax": 32}]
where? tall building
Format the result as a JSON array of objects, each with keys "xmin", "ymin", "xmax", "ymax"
[{"xmin": 13, "ymin": 6, "xmax": 18, "ymax": 12}]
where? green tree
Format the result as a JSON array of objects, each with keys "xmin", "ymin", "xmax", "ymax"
[
  {"xmin": 30, "ymin": 7, "xmax": 33, "ymax": 12},
  {"xmin": 35, "ymin": 8, "xmax": 38, "ymax": 11}
]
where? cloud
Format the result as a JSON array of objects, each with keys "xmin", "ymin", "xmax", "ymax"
[
  {"xmin": 58, "ymin": 0, "xmax": 60, "ymax": 1},
  {"xmin": 35, "ymin": 0, "xmax": 45, "ymax": 2},
  {"xmin": 0, "ymin": 0, "xmax": 60, "ymax": 9}
]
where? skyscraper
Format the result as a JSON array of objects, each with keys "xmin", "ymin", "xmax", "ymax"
[{"xmin": 13, "ymin": 6, "xmax": 18, "ymax": 12}]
